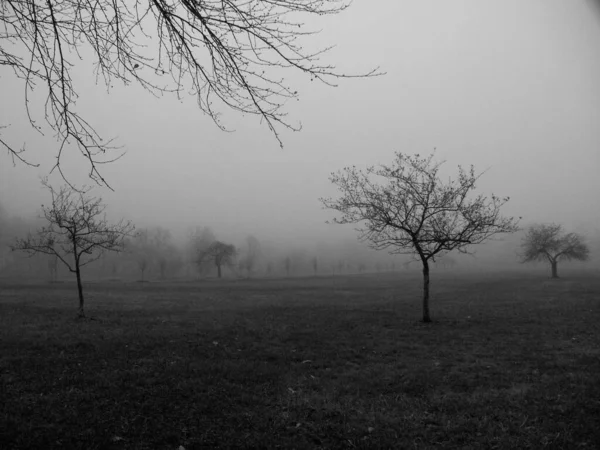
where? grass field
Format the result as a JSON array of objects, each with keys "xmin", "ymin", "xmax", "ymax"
[{"xmin": 1, "ymin": 270, "xmax": 599, "ymax": 449}]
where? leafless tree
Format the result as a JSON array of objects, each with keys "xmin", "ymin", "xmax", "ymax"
[
  {"xmin": 1, "ymin": 0, "xmax": 381, "ymax": 186},
  {"xmin": 330, "ymin": 260, "xmax": 338, "ymax": 276},
  {"xmin": 243, "ymin": 235, "xmax": 261, "ymax": 277},
  {"xmin": 130, "ymin": 226, "xmax": 175, "ymax": 280},
  {"xmin": 188, "ymin": 226, "xmax": 216, "ymax": 276},
  {"xmin": 434, "ymin": 254, "xmax": 458, "ymax": 270},
  {"xmin": 521, "ymin": 224, "xmax": 590, "ymax": 278},
  {"xmin": 283, "ymin": 256, "xmax": 292, "ymax": 277},
  {"xmin": 11, "ymin": 181, "xmax": 134, "ymax": 317},
  {"xmin": 47, "ymin": 254, "xmax": 58, "ymax": 282},
  {"xmin": 198, "ymin": 240, "xmax": 237, "ymax": 278},
  {"xmin": 131, "ymin": 228, "xmax": 154, "ymax": 281},
  {"xmin": 149, "ymin": 226, "xmax": 175, "ymax": 279},
  {"xmin": 321, "ymin": 152, "xmax": 519, "ymax": 322}
]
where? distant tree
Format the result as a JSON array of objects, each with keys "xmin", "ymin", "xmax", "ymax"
[
  {"xmin": 0, "ymin": 201, "xmax": 7, "ymax": 236},
  {"xmin": 131, "ymin": 228, "xmax": 155, "ymax": 281},
  {"xmin": 11, "ymin": 181, "xmax": 134, "ymax": 317},
  {"xmin": 111, "ymin": 259, "xmax": 118, "ymax": 277},
  {"xmin": 358, "ymin": 262, "xmax": 366, "ymax": 273},
  {"xmin": 198, "ymin": 241, "xmax": 237, "ymax": 278},
  {"xmin": 1, "ymin": 0, "xmax": 380, "ymax": 185},
  {"xmin": 434, "ymin": 254, "xmax": 458, "ymax": 270},
  {"xmin": 0, "ymin": 202, "xmax": 13, "ymax": 271},
  {"xmin": 284, "ymin": 256, "xmax": 292, "ymax": 277},
  {"xmin": 402, "ymin": 260, "xmax": 414, "ymax": 270},
  {"xmin": 321, "ymin": 152, "xmax": 519, "ymax": 322},
  {"xmin": 289, "ymin": 249, "xmax": 309, "ymax": 275},
  {"xmin": 312, "ymin": 256, "xmax": 319, "ymax": 276},
  {"xmin": 148, "ymin": 226, "xmax": 176, "ymax": 279},
  {"xmin": 47, "ymin": 255, "xmax": 58, "ymax": 282},
  {"xmin": 188, "ymin": 226, "xmax": 216, "ymax": 276},
  {"xmin": 521, "ymin": 224, "xmax": 590, "ymax": 278},
  {"xmin": 243, "ymin": 235, "xmax": 262, "ymax": 277}
]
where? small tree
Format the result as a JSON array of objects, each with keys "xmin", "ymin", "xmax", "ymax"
[
  {"xmin": 312, "ymin": 256, "xmax": 319, "ymax": 276},
  {"xmin": 189, "ymin": 226, "xmax": 217, "ymax": 277},
  {"xmin": 11, "ymin": 181, "xmax": 134, "ymax": 317},
  {"xmin": 521, "ymin": 224, "xmax": 590, "ymax": 278},
  {"xmin": 283, "ymin": 256, "xmax": 292, "ymax": 277},
  {"xmin": 321, "ymin": 152, "xmax": 519, "ymax": 322},
  {"xmin": 149, "ymin": 226, "xmax": 175, "ymax": 279},
  {"xmin": 244, "ymin": 235, "xmax": 262, "ymax": 277},
  {"xmin": 434, "ymin": 254, "xmax": 458, "ymax": 270},
  {"xmin": 131, "ymin": 228, "xmax": 155, "ymax": 281},
  {"xmin": 47, "ymin": 255, "xmax": 58, "ymax": 282},
  {"xmin": 198, "ymin": 241, "xmax": 237, "ymax": 278}
]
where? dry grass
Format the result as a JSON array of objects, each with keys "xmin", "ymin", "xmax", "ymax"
[{"xmin": 1, "ymin": 270, "xmax": 599, "ymax": 449}]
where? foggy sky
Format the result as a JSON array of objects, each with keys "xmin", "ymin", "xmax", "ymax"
[{"xmin": 1, "ymin": 0, "xmax": 599, "ymax": 246}]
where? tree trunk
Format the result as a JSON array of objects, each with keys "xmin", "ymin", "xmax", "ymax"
[
  {"xmin": 422, "ymin": 260, "xmax": 431, "ymax": 323},
  {"xmin": 217, "ymin": 264, "xmax": 222, "ymax": 278},
  {"xmin": 75, "ymin": 265, "xmax": 85, "ymax": 317},
  {"xmin": 551, "ymin": 260, "xmax": 559, "ymax": 278}
]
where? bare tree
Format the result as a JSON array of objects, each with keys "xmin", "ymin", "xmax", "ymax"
[
  {"xmin": 130, "ymin": 226, "xmax": 176, "ymax": 280},
  {"xmin": 188, "ymin": 226, "xmax": 216, "ymax": 276},
  {"xmin": 1, "ymin": 0, "xmax": 380, "ymax": 185},
  {"xmin": 149, "ymin": 226, "xmax": 176, "ymax": 279},
  {"xmin": 131, "ymin": 228, "xmax": 154, "ymax": 281},
  {"xmin": 47, "ymin": 254, "xmax": 58, "ymax": 282},
  {"xmin": 521, "ymin": 224, "xmax": 590, "ymax": 278},
  {"xmin": 283, "ymin": 256, "xmax": 292, "ymax": 277},
  {"xmin": 198, "ymin": 240, "xmax": 237, "ymax": 278},
  {"xmin": 312, "ymin": 256, "xmax": 318, "ymax": 276},
  {"xmin": 11, "ymin": 181, "xmax": 134, "ymax": 317},
  {"xmin": 434, "ymin": 254, "xmax": 458, "ymax": 270},
  {"xmin": 321, "ymin": 152, "xmax": 519, "ymax": 322},
  {"xmin": 243, "ymin": 235, "xmax": 262, "ymax": 277}
]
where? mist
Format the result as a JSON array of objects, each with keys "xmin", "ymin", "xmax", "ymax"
[{"xmin": 2, "ymin": 0, "xmax": 600, "ymax": 279}]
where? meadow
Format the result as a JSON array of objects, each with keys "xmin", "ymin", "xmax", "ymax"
[{"xmin": 0, "ymin": 270, "xmax": 599, "ymax": 449}]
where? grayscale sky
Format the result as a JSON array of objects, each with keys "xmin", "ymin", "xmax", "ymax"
[{"xmin": 1, "ymin": 0, "xmax": 599, "ymax": 245}]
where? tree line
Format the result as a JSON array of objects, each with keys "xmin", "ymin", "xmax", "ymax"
[{"xmin": 1, "ymin": 153, "xmax": 595, "ymax": 320}]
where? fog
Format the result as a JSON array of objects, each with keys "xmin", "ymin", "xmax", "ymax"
[{"xmin": 2, "ymin": 0, "xmax": 600, "ymax": 275}]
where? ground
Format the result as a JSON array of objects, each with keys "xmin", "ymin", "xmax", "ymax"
[{"xmin": 1, "ymin": 270, "xmax": 599, "ymax": 449}]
